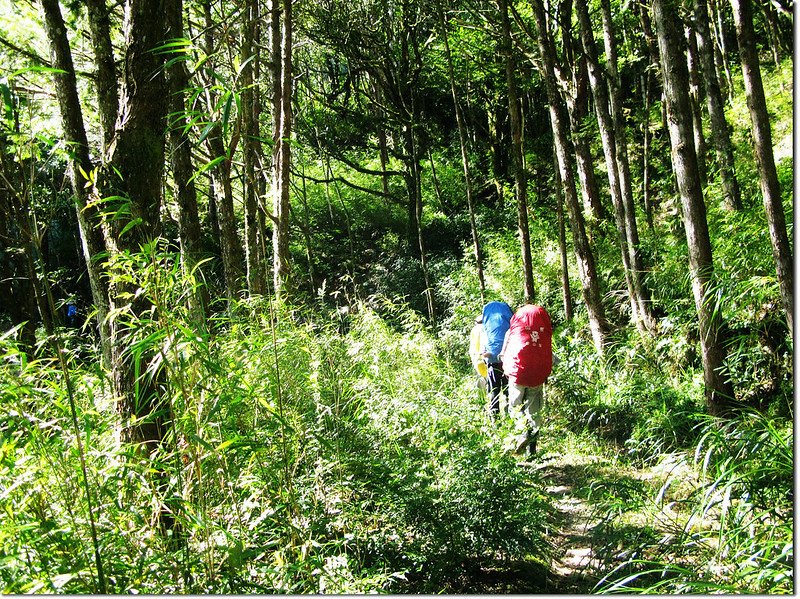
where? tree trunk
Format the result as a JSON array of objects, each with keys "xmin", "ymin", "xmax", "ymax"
[
  {"xmin": 85, "ymin": 0, "xmax": 119, "ymax": 150},
  {"xmin": 559, "ymin": 10, "xmax": 605, "ymax": 225},
  {"xmin": 370, "ymin": 77, "xmax": 391, "ymax": 197},
  {"xmin": 575, "ymin": 0, "xmax": 644, "ymax": 331},
  {"xmin": 685, "ymin": 24, "xmax": 708, "ymax": 186},
  {"xmin": 599, "ymin": 0, "xmax": 656, "ymax": 332},
  {"xmin": 499, "ymin": 0, "xmax": 535, "ymax": 303},
  {"xmin": 694, "ymin": 0, "xmax": 742, "ymax": 211},
  {"xmin": 201, "ymin": 0, "xmax": 244, "ymax": 303},
  {"xmin": 101, "ymin": 0, "xmax": 172, "ymax": 449},
  {"xmin": 761, "ymin": 0, "xmax": 781, "ymax": 69},
  {"xmin": 730, "ymin": 0, "xmax": 793, "ymax": 339},
  {"xmin": 488, "ymin": 101, "xmax": 506, "ymax": 207},
  {"xmin": 532, "ymin": 0, "xmax": 609, "ymax": 353},
  {"xmin": 555, "ymin": 149, "xmax": 573, "ymax": 322},
  {"xmin": 242, "ymin": 0, "xmax": 266, "ymax": 296},
  {"xmin": 297, "ymin": 163, "xmax": 317, "ymax": 291},
  {"xmin": 404, "ymin": 116, "xmax": 436, "ymax": 322},
  {"xmin": 271, "ymin": 0, "xmax": 293, "ymax": 297},
  {"xmin": 40, "ymin": 0, "xmax": 112, "ymax": 367},
  {"xmin": 709, "ymin": 0, "xmax": 734, "ymax": 101},
  {"xmin": 165, "ymin": 0, "xmax": 208, "ymax": 320},
  {"xmin": 652, "ymin": 0, "xmax": 735, "ymax": 414},
  {"xmin": 427, "ymin": 147, "xmax": 445, "ymax": 210},
  {"xmin": 641, "ymin": 72, "xmax": 655, "ymax": 230}
]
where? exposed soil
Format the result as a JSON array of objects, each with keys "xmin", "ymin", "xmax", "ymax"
[{"xmin": 533, "ymin": 451, "xmax": 607, "ymax": 593}]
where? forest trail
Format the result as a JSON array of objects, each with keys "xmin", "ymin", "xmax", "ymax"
[
  {"xmin": 449, "ymin": 449, "xmax": 625, "ymax": 594},
  {"xmin": 532, "ymin": 451, "xmax": 607, "ymax": 593}
]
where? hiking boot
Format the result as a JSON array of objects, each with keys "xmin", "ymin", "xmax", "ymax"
[{"xmin": 528, "ymin": 431, "xmax": 539, "ymax": 457}]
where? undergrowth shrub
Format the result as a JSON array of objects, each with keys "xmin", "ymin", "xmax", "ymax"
[
  {"xmin": 598, "ymin": 409, "xmax": 793, "ymax": 594},
  {"xmin": 339, "ymin": 301, "xmax": 550, "ymax": 591},
  {"xmin": 0, "ymin": 262, "xmax": 551, "ymax": 594}
]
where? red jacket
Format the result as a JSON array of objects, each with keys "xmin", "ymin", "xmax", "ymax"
[{"xmin": 502, "ymin": 304, "xmax": 553, "ymax": 387}]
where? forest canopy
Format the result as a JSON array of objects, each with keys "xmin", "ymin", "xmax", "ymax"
[{"xmin": 0, "ymin": 0, "xmax": 793, "ymax": 593}]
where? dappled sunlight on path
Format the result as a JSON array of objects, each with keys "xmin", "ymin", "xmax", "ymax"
[{"xmin": 527, "ymin": 452, "xmax": 610, "ymax": 593}]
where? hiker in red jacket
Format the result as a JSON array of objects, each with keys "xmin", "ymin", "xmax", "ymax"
[{"xmin": 500, "ymin": 304, "xmax": 554, "ymax": 457}]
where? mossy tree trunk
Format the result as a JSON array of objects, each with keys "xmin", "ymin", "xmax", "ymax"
[
  {"xmin": 652, "ymin": 0, "xmax": 735, "ymax": 414},
  {"xmin": 532, "ymin": 0, "xmax": 610, "ymax": 353},
  {"xmin": 729, "ymin": 0, "xmax": 794, "ymax": 341}
]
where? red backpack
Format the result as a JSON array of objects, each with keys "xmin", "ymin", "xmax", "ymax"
[{"xmin": 501, "ymin": 305, "xmax": 553, "ymax": 387}]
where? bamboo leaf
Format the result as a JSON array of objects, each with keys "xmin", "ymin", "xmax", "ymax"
[{"xmin": 188, "ymin": 155, "xmax": 226, "ymax": 184}]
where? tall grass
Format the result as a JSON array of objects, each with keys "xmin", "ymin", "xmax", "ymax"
[
  {"xmin": 596, "ymin": 409, "xmax": 793, "ymax": 594},
  {"xmin": 0, "ymin": 245, "xmax": 550, "ymax": 593}
]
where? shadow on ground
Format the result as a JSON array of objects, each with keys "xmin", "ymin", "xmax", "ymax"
[{"xmin": 422, "ymin": 556, "xmax": 598, "ymax": 594}]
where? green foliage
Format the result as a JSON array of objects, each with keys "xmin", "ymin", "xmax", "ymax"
[
  {"xmin": 0, "ymin": 251, "xmax": 550, "ymax": 593},
  {"xmin": 598, "ymin": 410, "xmax": 793, "ymax": 594},
  {"xmin": 0, "ymin": 1, "xmax": 793, "ymax": 594}
]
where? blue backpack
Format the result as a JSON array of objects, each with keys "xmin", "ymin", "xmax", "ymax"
[{"xmin": 481, "ymin": 301, "xmax": 513, "ymax": 363}]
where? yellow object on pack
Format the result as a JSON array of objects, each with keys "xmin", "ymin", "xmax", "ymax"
[{"xmin": 470, "ymin": 323, "xmax": 488, "ymax": 378}]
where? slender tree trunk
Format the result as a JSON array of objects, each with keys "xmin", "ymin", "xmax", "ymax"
[
  {"xmin": 560, "ymin": 16, "xmax": 605, "ymax": 225},
  {"xmin": 325, "ymin": 154, "xmax": 358, "ymax": 297},
  {"xmin": 532, "ymin": 0, "xmax": 609, "ymax": 353},
  {"xmin": 639, "ymin": 0, "xmax": 676, "ymax": 199},
  {"xmin": 251, "ymin": 11, "xmax": 270, "ymax": 281},
  {"xmin": 440, "ymin": 10, "xmax": 485, "ymax": 301},
  {"xmin": 202, "ymin": 0, "xmax": 244, "ymax": 303},
  {"xmin": 404, "ymin": 114, "xmax": 436, "ymax": 322},
  {"xmin": 599, "ymin": 0, "xmax": 656, "ymax": 332},
  {"xmin": 576, "ymin": 0, "xmax": 643, "ymax": 330},
  {"xmin": 567, "ymin": 68, "xmax": 606, "ymax": 227},
  {"xmin": 685, "ymin": 25, "xmax": 708, "ymax": 186},
  {"xmin": 208, "ymin": 132, "xmax": 245, "ymax": 301},
  {"xmin": 297, "ymin": 163, "xmax": 316, "ymax": 291},
  {"xmin": 761, "ymin": 0, "xmax": 781, "ymax": 69},
  {"xmin": 694, "ymin": 0, "xmax": 742, "ymax": 210},
  {"xmin": 652, "ymin": 0, "xmax": 735, "ymax": 413},
  {"xmin": 488, "ymin": 98, "xmax": 506, "ymax": 206},
  {"xmin": 271, "ymin": 0, "xmax": 293, "ymax": 297},
  {"xmin": 207, "ymin": 180, "xmax": 221, "ymax": 240},
  {"xmin": 85, "ymin": 0, "xmax": 119, "ymax": 150},
  {"xmin": 639, "ymin": 1, "xmax": 661, "ymax": 227},
  {"xmin": 641, "ymin": 72, "xmax": 655, "ymax": 230},
  {"xmin": 165, "ymin": 0, "xmax": 208, "ymax": 320},
  {"xmin": 242, "ymin": 0, "xmax": 266, "ymax": 296},
  {"xmin": 499, "ymin": 0, "xmax": 535, "ymax": 302},
  {"xmin": 370, "ymin": 78, "xmax": 391, "ymax": 197},
  {"xmin": 40, "ymin": 0, "xmax": 112, "ymax": 367},
  {"xmin": 730, "ymin": 0, "xmax": 793, "ymax": 339},
  {"xmin": 25, "ymin": 243, "xmax": 55, "ymax": 338},
  {"xmin": 555, "ymin": 149, "xmax": 573, "ymax": 321},
  {"xmin": 427, "ymin": 147, "xmax": 444, "ymax": 209},
  {"xmin": 709, "ymin": 0, "xmax": 734, "ymax": 101}
]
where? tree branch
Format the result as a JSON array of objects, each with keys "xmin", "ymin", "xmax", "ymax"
[
  {"xmin": 291, "ymin": 167, "xmax": 404, "ymax": 205},
  {"xmin": 0, "ymin": 34, "xmax": 51, "ymax": 68}
]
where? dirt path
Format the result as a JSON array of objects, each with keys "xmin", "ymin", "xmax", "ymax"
[{"xmin": 532, "ymin": 451, "xmax": 608, "ymax": 593}]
